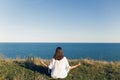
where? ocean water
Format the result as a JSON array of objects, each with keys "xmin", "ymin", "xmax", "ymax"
[{"xmin": 0, "ymin": 43, "xmax": 120, "ymax": 61}]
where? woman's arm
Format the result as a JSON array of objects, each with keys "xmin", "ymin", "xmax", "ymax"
[
  {"xmin": 70, "ymin": 62, "xmax": 81, "ymax": 70},
  {"xmin": 40, "ymin": 60, "xmax": 48, "ymax": 68}
]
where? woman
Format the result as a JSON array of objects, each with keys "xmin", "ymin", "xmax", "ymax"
[{"xmin": 40, "ymin": 47, "xmax": 80, "ymax": 79}]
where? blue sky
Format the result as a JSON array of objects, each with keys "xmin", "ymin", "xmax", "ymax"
[{"xmin": 0, "ymin": 0, "xmax": 120, "ymax": 42}]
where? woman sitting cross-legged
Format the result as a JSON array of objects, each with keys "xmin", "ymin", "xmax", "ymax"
[{"xmin": 40, "ymin": 47, "xmax": 81, "ymax": 79}]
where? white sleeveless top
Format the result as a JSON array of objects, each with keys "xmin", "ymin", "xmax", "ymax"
[{"xmin": 48, "ymin": 57, "xmax": 70, "ymax": 79}]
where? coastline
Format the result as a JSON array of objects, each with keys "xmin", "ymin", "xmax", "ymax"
[{"xmin": 1, "ymin": 43, "xmax": 120, "ymax": 61}]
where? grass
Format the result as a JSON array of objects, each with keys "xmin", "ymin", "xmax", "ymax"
[{"xmin": 0, "ymin": 57, "xmax": 120, "ymax": 80}]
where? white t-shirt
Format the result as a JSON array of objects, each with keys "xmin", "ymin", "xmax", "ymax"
[{"xmin": 48, "ymin": 57, "xmax": 70, "ymax": 79}]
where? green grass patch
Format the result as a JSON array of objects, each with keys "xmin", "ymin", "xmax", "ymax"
[{"xmin": 0, "ymin": 58, "xmax": 120, "ymax": 80}]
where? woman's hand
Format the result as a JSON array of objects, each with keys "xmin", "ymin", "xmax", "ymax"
[
  {"xmin": 70, "ymin": 62, "xmax": 81, "ymax": 70},
  {"xmin": 77, "ymin": 62, "xmax": 81, "ymax": 66},
  {"xmin": 40, "ymin": 60, "xmax": 45, "ymax": 64},
  {"xmin": 40, "ymin": 60, "xmax": 48, "ymax": 68}
]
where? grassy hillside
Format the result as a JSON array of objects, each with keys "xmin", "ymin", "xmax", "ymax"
[{"xmin": 0, "ymin": 58, "xmax": 120, "ymax": 80}]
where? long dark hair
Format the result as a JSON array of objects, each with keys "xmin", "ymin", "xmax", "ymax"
[{"xmin": 53, "ymin": 47, "xmax": 64, "ymax": 60}]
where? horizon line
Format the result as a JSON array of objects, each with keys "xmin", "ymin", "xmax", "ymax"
[{"xmin": 0, "ymin": 41, "xmax": 120, "ymax": 43}]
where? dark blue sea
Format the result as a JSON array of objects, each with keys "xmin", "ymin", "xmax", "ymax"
[{"xmin": 0, "ymin": 43, "xmax": 120, "ymax": 61}]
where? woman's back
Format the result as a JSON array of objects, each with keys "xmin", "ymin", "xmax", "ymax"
[{"xmin": 48, "ymin": 57, "xmax": 70, "ymax": 79}]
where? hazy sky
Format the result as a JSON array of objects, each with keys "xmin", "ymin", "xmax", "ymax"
[{"xmin": 0, "ymin": 0, "xmax": 120, "ymax": 42}]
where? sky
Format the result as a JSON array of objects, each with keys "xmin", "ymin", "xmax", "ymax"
[{"xmin": 0, "ymin": 0, "xmax": 120, "ymax": 42}]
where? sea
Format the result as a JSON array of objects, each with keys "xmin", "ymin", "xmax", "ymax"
[{"xmin": 0, "ymin": 43, "xmax": 120, "ymax": 61}]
